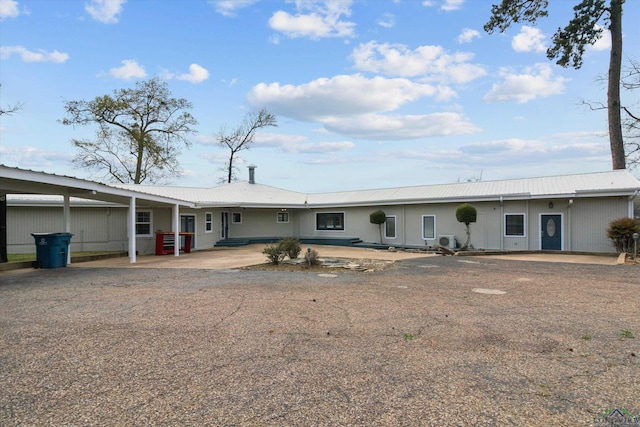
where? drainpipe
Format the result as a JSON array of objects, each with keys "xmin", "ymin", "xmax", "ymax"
[
  {"xmin": 567, "ymin": 199, "xmax": 573, "ymax": 251},
  {"xmin": 629, "ymin": 190, "xmax": 638, "ymax": 218},
  {"xmin": 499, "ymin": 196, "xmax": 504, "ymax": 251}
]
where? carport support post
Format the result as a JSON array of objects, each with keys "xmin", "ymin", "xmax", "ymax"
[
  {"xmin": 128, "ymin": 196, "xmax": 137, "ymax": 263},
  {"xmin": 0, "ymin": 193, "xmax": 7, "ymax": 263},
  {"xmin": 64, "ymin": 194, "xmax": 71, "ymax": 265},
  {"xmin": 173, "ymin": 204, "xmax": 180, "ymax": 257}
]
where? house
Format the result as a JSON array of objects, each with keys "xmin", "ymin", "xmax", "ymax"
[{"xmin": 2, "ymin": 164, "xmax": 639, "ymax": 260}]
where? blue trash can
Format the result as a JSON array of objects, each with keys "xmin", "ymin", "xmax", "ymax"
[{"xmin": 31, "ymin": 233, "xmax": 73, "ymax": 268}]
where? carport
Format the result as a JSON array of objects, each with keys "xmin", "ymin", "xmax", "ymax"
[{"xmin": 0, "ymin": 165, "xmax": 195, "ymax": 264}]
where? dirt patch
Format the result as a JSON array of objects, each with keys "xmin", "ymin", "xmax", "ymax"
[{"xmin": 242, "ymin": 257, "xmax": 396, "ymax": 273}]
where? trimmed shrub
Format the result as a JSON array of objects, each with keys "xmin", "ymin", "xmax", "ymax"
[
  {"xmin": 370, "ymin": 210, "xmax": 386, "ymax": 244},
  {"xmin": 456, "ymin": 203, "xmax": 477, "ymax": 250},
  {"xmin": 607, "ymin": 217, "xmax": 640, "ymax": 253}
]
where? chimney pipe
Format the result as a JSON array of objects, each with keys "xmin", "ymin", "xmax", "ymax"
[{"xmin": 248, "ymin": 164, "xmax": 256, "ymax": 184}]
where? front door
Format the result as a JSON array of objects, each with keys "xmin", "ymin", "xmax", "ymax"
[
  {"xmin": 221, "ymin": 212, "xmax": 229, "ymax": 239},
  {"xmin": 541, "ymin": 214, "xmax": 562, "ymax": 250},
  {"xmin": 180, "ymin": 215, "xmax": 196, "ymax": 249}
]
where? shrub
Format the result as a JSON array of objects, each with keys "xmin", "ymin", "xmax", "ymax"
[
  {"xmin": 369, "ymin": 210, "xmax": 386, "ymax": 244},
  {"xmin": 279, "ymin": 237, "xmax": 301, "ymax": 259},
  {"xmin": 456, "ymin": 203, "xmax": 477, "ymax": 250},
  {"xmin": 263, "ymin": 244, "xmax": 285, "ymax": 264},
  {"xmin": 303, "ymin": 248, "xmax": 321, "ymax": 267},
  {"xmin": 607, "ymin": 217, "xmax": 640, "ymax": 253}
]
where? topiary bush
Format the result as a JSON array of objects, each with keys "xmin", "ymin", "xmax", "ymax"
[
  {"xmin": 607, "ymin": 217, "xmax": 640, "ymax": 253},
  {"xmin": 456, "ymin": 203, "xmax": 477, "ymax": 250},
  {"xmin": 369, "ymin": 210, "xmax": 386, "ymax": 244}
]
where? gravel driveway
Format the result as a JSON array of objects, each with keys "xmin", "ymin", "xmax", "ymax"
[{"xmin": 1, "ymin": 255, "xmax": 638, "ymax": 426}]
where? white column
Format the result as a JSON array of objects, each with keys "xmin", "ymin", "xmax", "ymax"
[
  {"xmin": 63, "ymin": 194, "xmax": 71, "ymax": 264},
  {"xmin": 128, "ymin": 196, "xmax": 137, "ymax": 263},
  {"xmin": 173, "ymin": 204, "xmax": 180, "ymax": 257}
]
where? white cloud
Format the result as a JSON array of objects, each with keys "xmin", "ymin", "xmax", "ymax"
[
  {"xmin": 441, "ymin": 0, "xmax": 465, "ymax": 11},
  {"xmin": 248, "ymin": 74, "xmax": 440, "ymax": 121},
  {"xmin": 0, "ymin": 46, "xmax": 69, "ymax": 63},
  {"xmin": 322, "ymin": 112, "xmax": 480, "ymax": 140},
  {"xmin": 0, "ymin": 145, "xmax": 74, "ymax": 166},
  {"xmin": 351, "ymin": 41, "xmax": 486, "ymax": 84},
  {"xmin": 377, "ymin": 12, "xmax": 395, "ymax": 29},
  {"xmin": 176, "ymin": 64, "xmax": 210, "ymax": 84},
  {"xmin": 483, "ymin": 63, "xmax": 568, "ymax": 104},
  {"xmin": 458, "ymin": 28, "xmax": 480, "ymax": 44},
  {"xmin": 85, "ymin": 0, "xmax": 126, "ymax": 24},
  {"xmin": 512, "ymin": 26, "xmax": 546, "ymax": 53},
  {"xmin": 109, "ymin": 59, "xmax": 146, "ymax": 79},
  {"xmin": 590, "ymin": 25, "xmax": 611, "ymax": 51},
  {"xmin": 210, "ymin": 0, "xmax": 259, "ymax": 16},
  {"xmin": 256, "ymin": 133, "xmax": 355, "ymax": 153},
  {"xmin": 0, "ymin": 0, "xmax": 19, "ymax": 19},
  {"xmin": 268, "ymin": 0, "xmax": 356, "ymax": 39}
]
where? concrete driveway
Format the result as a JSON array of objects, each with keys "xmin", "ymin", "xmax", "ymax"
[{"xmin": 68, "ymin": 244, "xmax": 624, "ymax": 270}]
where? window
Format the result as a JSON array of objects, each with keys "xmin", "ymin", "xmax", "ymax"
[
  {"xmin": 385, "ymin": 215, "xmax": 396, "ymax": 239},
  {"xmin": 205, "ymin": 212, "xmax": 213, "ymax": 233},
  {"xmin": 316, "ymin": 212, "xmax": 345, "ymax": 231},
  {"xmin": 136, "ymin": 211, "xmax": 152, "ymax": 236},
  {"xmin": 505, "ymin": 213, "xmax": 525, "ymax": 236},
  {"xmin": 422, "ymin": 215, "xmax": 435, "ymax": 240},
  {"xmin": 232, "ymin": 212, "xmax": 242, "ymax": 224},
  {"xmin": 277, "ymin": 211, "xmax": 289, "ymax": 223}
]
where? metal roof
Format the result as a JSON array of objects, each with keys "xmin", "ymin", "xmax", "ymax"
[{"xmin": 115, "ymin": 170, "xmax": 640, "ymax": 208}]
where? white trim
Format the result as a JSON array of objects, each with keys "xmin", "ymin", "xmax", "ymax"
[
  {"xmin": 205, "ymin": 212, "xmax": 213, "ymax": 233},
  {"xmin": 421, "ymin": 215, "xmax": 436, "ymax": 240},
  {"xmin": 504, "ymin": 213, "xmax": 526, "ymax": 237},
  {"xmin": 384, "ymin": 215, "xmax": 397, "ymax": 239},
  {"xmin": 232, "ymin": 212, "xmax": 242, "ymax": 224},
  {"xmin": 277, "ymin": 211, "xmax": 289, "ymax": 223},
  {"xmin": 135, "ymin": 210, "xmax": 153, "ymax": 237}
]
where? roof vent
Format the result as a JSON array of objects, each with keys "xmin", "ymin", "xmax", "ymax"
[{"xmin": 248, "ymin": 164, "xmax": 257, "ymax": 184}]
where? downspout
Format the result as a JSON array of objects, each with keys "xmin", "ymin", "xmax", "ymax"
[
  {"xmin": 402, "ymin": 205, "xmax": 406, "ymax": 247},
  {"xmin": 128, "ymin": 196, "xmax": 137, "ymax": 263},
  {"xmin": 499, "ymin": 196, "xmax": 504, "ymax": 251},
  {"xmin": 629, "ymin": 190, "xmax": 638, "ymax": 218},
  {"xmin": 567, "ymin": 199, "xmax": 573, "ymax": 251}
]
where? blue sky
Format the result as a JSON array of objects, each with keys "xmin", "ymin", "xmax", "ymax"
[{"xmin": 1, "ymin": 0, "xmax": 639, "ymax": 192}]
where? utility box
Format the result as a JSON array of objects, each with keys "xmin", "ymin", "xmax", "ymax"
[{"xmin": 31, "ymin": 233, "xmax": 73, "ymax": 268}]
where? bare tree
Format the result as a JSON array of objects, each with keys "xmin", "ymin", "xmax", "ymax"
[
  {"xmin": 61, "ymin": 77, "xmax": 197, "ymax": 184},
  {"xmin": 216, "ymin": 108, "xmax": 277, "ymax": 183},
  {"xmin": 0, "ymin": 84, "xmax": 23, "ymax": 116},
  {"xmin": 485, "ymin": 0, "xmax": 626, "ymax": 170},
  {"xmin": 621, "ymin": 58, "xmax": 640, "ymax": 170}
]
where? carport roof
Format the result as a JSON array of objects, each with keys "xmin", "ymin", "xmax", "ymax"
[{"xmin": 0, "ymin": 165, "xmax": 195, "ymax": 208}]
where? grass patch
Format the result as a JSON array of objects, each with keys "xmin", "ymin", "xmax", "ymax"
[{"xmin": 619, "ymin": 329, "xmax": 635, "ymax": 339}]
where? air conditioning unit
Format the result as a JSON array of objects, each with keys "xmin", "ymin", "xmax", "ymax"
[{"xmin": 438, "ymin": 234, "xmax": 456, "ymax": 249}]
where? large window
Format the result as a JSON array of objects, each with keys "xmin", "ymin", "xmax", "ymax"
[
  {"xmin": 422, "ymin": 215, "xmax": 435, "ymax": 240},
  {"xmin": 205, "ymin": 212, "xmax": 213, "ymax": 233},
  {"xmin": 385, "ymin": 215, "xmax": 396, "ymax": 239},
  {"xmin": 505, "ymin": 213, "xmax": 525, "ymax": 236},
  {"xmin": 316, "ymin": 212, "xmax": 345, "ymax": 231},
  {"xmin": 136, "ymin": 211, "xmax": 152, "ymax": 236}
]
